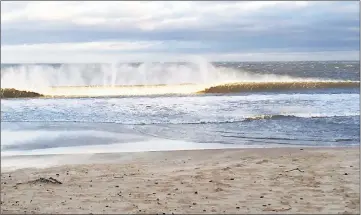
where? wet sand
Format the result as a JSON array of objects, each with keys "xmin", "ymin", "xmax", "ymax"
[{"xmin": 1, "ymin": 147, "xmax": 359, "ymax": 214}]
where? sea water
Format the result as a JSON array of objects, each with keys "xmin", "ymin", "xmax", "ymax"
[{"xmin": 1, "ymin": 61, "xmax": 359, "ymax": 169}]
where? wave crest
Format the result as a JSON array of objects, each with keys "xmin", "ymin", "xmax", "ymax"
[
  {"xmin": 2, "ymin": 114, "xmax": 357, "ymax": 125},
  {"xmin": 1, "ymin": 88, "xmax": 43, "ymax": 98},
  {"xmin": 2, "ymin": 80, "xmax": 358, "ymax": 97},
  {"xmin": 199, "ymin": 81, "xmax": 359, "ymax": 94}
]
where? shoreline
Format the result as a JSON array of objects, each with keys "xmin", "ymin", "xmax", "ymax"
[
  {"xmin": 1, "ymin": 146, "xmax": 359, "ymax": 214},
  {"xmin": 2, "ymin": 145, "xmax": 358, "ymax": 171}
]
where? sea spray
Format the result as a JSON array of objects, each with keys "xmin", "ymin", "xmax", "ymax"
[
  {"xmin": 2, "ymin": 61, "xmax": 357, "ymax": 97},
  {"xmin": 1, "ymin": 61, "xmax": 318, "ymax": 90}
]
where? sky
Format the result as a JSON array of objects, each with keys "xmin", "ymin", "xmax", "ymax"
[{"xmin": 1, "ymin": 1, "xmax": 360, "ymax": 63}]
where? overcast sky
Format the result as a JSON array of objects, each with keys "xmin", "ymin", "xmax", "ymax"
[{"xmin": 1, "ymin": 1, "xmax": 359, "ymax": 63}]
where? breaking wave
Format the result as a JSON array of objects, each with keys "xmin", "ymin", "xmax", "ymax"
[
  {"xmin": 1, "ymin": 61, "xmax": 259, "ymax": 90},
  {"xmin": 1, "ymin": 80, "xmax": 359, "ymax": 98},
  {"xmin": 1, "ymin": 88, "xmax": 43, "ymax": 98},
  {"xmin": 1, "ymin": 61, "xmax": 359, "ymax": 97},
  {"xmin": 199, "ymin": 81, "xmax": 359, "ymax": 94},
  {"xmin": 2, "ymin": 114, "xmax": 358, "ymax": 125}
]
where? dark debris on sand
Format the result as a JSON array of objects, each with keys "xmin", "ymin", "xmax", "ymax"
[{"xmin": 14, "ymin": 177, "xmax": 63, "ymax": 186}]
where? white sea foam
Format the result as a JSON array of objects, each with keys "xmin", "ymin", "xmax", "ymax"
[{"xmin": 1, "ymin": 61, "xmax": 319, "ymax": 93}]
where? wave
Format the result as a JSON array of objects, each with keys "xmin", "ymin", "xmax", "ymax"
[
  {"xmin": 244, "ymin": 114, "xmax": 296, "ymax": 121},
  {"xmin": 0, "ymin": 61, "xmax": 255, "ymax": 90},
  {"xmin": 2, "ymin": 114, "xmax": 358, "ymax": 125},
  {"xmin": 1, "ymin": 62, "xmax": 358, "ymax": 97},
  {"xmin": 242, "ymin": 114, "xmax": 359, "ymax": 121},
  {"xmin": 199, "ymin": 81, "xmax": 360, "ymax": 94},
  {"xmin": 1, "ymin": 88, "xmax": 43, "ymax": 98},
  {"xmin": 1, "ymin": 80, "xmax": 358, "ymax": 98}
]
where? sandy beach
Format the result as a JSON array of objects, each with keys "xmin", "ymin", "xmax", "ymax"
[{"xmin": 1, "ymin": 147, "xmax": 359, "ymax": 214}]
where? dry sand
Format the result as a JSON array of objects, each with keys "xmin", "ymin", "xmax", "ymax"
[{"xmin": 1, "ymin": 147, "xmax": 359, "ymax": 214}]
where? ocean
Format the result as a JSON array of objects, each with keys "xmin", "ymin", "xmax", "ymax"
[{"xmin": 1, "ymin": 61, "xmax": 360, "ymax": 166}]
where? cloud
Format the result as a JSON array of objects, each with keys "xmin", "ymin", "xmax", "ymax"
[
  {"xmin": 2, "ymin": 44, "xmax": 358, "ymax": 63},
  {"xmin": 1, "ymin": 2, "xmax": 305, "ymax": 28},
  {"xmin": 1, "ymin": 1, "xmax": 359, "ymax": 63},
  {"xmin": 1, "ymin": 41, "xmax": 162, "ymax": 52}
]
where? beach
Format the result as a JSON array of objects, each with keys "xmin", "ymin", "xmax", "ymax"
[
  {"xmin": 1, "ymin": 147, "xmax": 359, "ymax": 214},
  {"xmin": 2, "ymin": 1, "xmax": 360, "ymax": 214}
]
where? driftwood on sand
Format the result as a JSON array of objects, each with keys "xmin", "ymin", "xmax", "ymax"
[{"xmin": 15, "ymin": 177, "xmax": 62, "ymax": 186}]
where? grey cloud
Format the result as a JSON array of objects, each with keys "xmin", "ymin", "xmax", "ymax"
[{"xmin": 1, "ymin": 1, "xmax": 359, "ymax": 60}]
